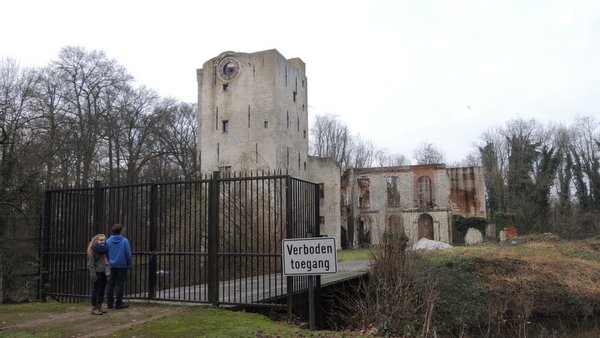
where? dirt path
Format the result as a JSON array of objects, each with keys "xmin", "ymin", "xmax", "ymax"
[
  {"xmin": 1, "ymin": 303, "xmax": 185, "ymax": 337},
  {"xmin": 80, "ymin": 307, "xmax": 177, "ymax": 337}
]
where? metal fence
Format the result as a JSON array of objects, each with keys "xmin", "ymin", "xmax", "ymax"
[
  {"xmin": 0, "ymin": 213, "xmax": 41, "ymax": 303},
  {"xmin": 42, "ymin": 172, "xmax": 320, "ymax": 314}
]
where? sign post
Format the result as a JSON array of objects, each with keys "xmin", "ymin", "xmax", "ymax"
[{"xmin": 282, "ymin": 237, "xmax": 337, "ymax": 330}]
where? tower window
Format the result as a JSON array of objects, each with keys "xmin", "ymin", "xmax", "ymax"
[
  {"xmin": 304, "ymin": 161, "xmax": 306, "ymax": 170},
  {"xmin": 264, "ymin": 121, "xmax": 268, "ymax": 128},
  {"xmin": 293, "ymin": 91, "xmax": 297, "ymax": 103},
  {"xmin": 222, "ymin": 83, "xmax": 229, "ymax": 92},
  {"xmin": 222, "ymin": 120, "xmax": 229, "ymax": 133},
  {"xmin": 297, "ymin": 116, "xmax": 299, "ymax": 131},
  {"xmin": 303, "ymin": 130, "xmax": 306, "ymax": 139}
]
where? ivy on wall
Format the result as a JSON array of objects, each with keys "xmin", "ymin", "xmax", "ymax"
[{"xmin": 453, "ymin": 215, "xmax": 488, "ymax": 234}]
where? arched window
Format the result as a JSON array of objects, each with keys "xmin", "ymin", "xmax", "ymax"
[
  {"xmin": 416, "ymin": 176, "xmax": 432, "ymax": 208},
  {"xmin": 418, "ymin": 213, "xmax": 434, "ymax": 240}
]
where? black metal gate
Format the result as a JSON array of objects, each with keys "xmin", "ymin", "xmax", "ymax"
[{"xmin": 42, "ymin": 172, "xmax": 320, "ymax": 312}]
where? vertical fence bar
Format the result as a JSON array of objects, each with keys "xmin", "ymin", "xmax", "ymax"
[
  {"xmin": 36, "ymin": 214, "xmax": 42, "ymax": 301},
  {"xmin": 148, "ymin": 184, "xmax": 158, "ymax": 299},
  {"xmin": 208, "ymin": 172, "xmax": 220, "ymax": 305},
  {"xmin": 314, "ymin": 183, "xmax": 322, "ymax": 329}
]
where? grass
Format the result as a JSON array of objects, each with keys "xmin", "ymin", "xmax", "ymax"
[
  {"xmin": 0, "ymin": 301, "xmax": 364, "ymax": 337},
  {"xmin": 337, "ymin": 248, "xmax": 370, "ymax": 261},
  {"xmin": 121, "ymin": 307, "xmax": 306, "ymax": 337}
]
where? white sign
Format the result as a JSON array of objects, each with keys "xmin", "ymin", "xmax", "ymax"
[{"xmin": 282, "ymin": 237, "xmax": 337, "ymax": 276}]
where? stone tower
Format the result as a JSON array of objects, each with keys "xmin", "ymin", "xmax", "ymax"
[
  {"xmin": 197, "ymin": 49, "xmax": 309, "ymax": 177},
  {"xmin": 197, "ymin": 49, "xmax": 341, "ymax": 247}
]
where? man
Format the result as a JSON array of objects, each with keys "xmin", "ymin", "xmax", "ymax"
[{"xmin": 106, "ymin": 223, "xmax": 132, "ymax": 309}]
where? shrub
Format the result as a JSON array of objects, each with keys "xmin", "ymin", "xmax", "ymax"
[{"xmin": 340, "ymin": 229, "xmax": 437, "ymax": 336}]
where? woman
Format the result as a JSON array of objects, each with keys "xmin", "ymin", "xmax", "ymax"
[{"xmin": 87, "ymin": 234, "xmax": 110, "ymax": 315}]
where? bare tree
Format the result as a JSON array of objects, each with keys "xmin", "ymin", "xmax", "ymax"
[
  {"xmin": 309, "ymin": 113, "xmax": 353, "ymax": 169},
  {"xmin": 53, "ymin": 46, "xmax": 132, "ymax": 185},
  {"xmin": 352, "ymin": 136, "xmax": 377, "ymax": 168},
  {"xmin": 0, "ymin": 58, "xmax": 37, "ymax": 199},
  {"xmin": 30, "ymin": 65, "xmax": 71, "ymax": 187},
  {"xmin": 154, "ymin": 101, "xmax": 199, "ymax": 180},
  {"xmin": 413, "ymin": 141, "xmax": 446, "ymax": 165},
  {"xmin": 375, "ymin": 149, "xmax": 410, "ymax": 167},
  {"xmin": 103, "ymin": 85, "xmax": 162, "ymax": 183},
  {"xmin": 450, "ymin": 149, "xmax": 481, "ymax": 167}
]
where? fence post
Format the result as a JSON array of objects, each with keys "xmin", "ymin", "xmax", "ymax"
[
  {"xmin": 41, "ymin": 190, "xmax": 52, "ymax": 302},
  {"xmin": 314, "ymin": 184, "xmax": 322, "ymax": 329},
  {"xmin": 208, "ymin": 171, "xmax": 220, "ymax": 305},
  {"xmin": 93, "ymin": 181, "xmax": 103, "ymax": 234},
  {"xmin": 36, "ymin": 215, "xmax": 43, "ymax": 301},
  {"xmin": 285, "ymin": 176, "xmax": 293, "ymax": 319},
  {"xmin": 148, "ymin": 184, "xmax": 158, "ymax": 299},
  {"xmin": 314, "ymin": 183, "xmax": 321, "ymax": 237}
]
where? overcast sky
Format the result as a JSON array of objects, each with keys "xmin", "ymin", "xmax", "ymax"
[{"xmin": 2, "ymin": 0, "xmax": 599, "ymax": 163}]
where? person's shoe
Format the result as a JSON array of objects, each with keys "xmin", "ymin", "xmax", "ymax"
[
  {"xmin": 91, "ymin": 306, "xmax": 103, "ymax": 315},
  {"xmin": 98, "ymin": 305, "xmax": 108, "ymax": 313},
  {"xmin": 115, "ymin": 303, "xmax": 129, "ymax": 309}
]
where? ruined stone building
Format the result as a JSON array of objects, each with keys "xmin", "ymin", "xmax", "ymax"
[
  {"xmin": 197, "ymin": 49, "xmax": 341, "ymax": 246},
  {"xmin": 340, "ymin": 165, "xmax": 486, "ymax": 247},
  {"xmin": 197, "ymin": 49, "xmax": 486, "ymax": 250}
]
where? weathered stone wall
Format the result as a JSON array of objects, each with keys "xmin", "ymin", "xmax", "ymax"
[
  {"xmin": 448, "ymin": 166, "xmax": 486, "ymax": 217},
  {"xmin": 197, "ymin": 49, "xmax": 308, "ymax": 177},
  {"xmin": 341, "ymin": 164, "xmax": 484, "ymax": 247},
  {"xmin": 307, "ymin": 156, "xmax": 341, "ymax": 248},
  {"xmin": 402, "ymin": 210, "xmax": 451, "ymax": 243},
  {"xmin": 197, "ymin": 49, "xmax": 340, "ymax": 244}
]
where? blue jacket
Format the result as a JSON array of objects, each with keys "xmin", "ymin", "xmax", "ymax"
[{"xmin": 106, "ymin": 234, "xmax": 132, "ymax": 269}]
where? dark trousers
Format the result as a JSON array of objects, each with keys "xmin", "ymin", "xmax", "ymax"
[
  {"xmin": 107, "ymin": 267, "xmax": 127, "ymax": 306},
  {"xmin": 91, "ymin": 272, "xmax": 107, "ymax": 306}
]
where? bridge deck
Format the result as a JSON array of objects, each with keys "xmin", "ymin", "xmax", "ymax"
[{"xmin": 130, "ymin": 260, "xmax": 370, "ymax": 304}]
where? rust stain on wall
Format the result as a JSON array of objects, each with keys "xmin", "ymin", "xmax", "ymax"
[{"xmin": 448, "ymin": 166, "xmax": 486, "ymax": 217}]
